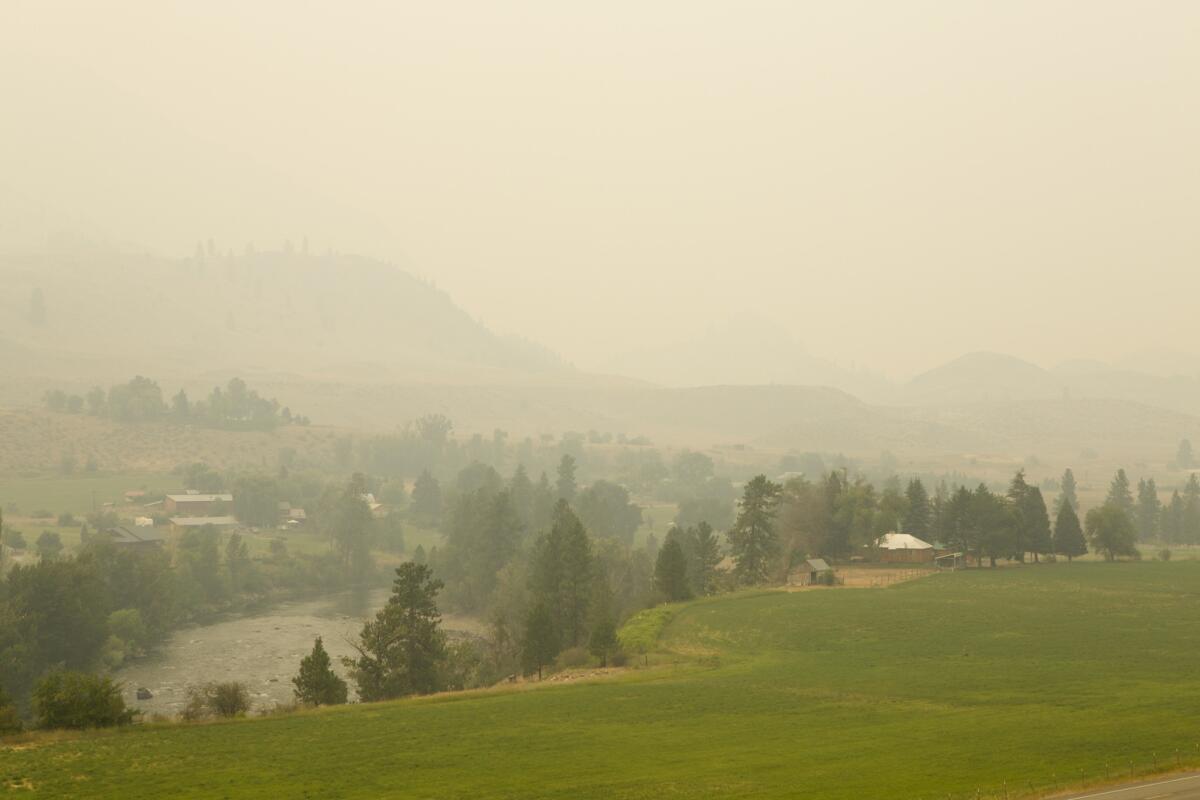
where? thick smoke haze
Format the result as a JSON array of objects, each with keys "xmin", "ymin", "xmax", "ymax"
[{"xmin": 2, "ymin": 1, "xmax": 1198, "ymax": 379}]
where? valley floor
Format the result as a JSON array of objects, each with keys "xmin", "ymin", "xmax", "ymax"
[{"xmin": 5, "ymin": 563, "xmax": 1200, "ymax": 799}]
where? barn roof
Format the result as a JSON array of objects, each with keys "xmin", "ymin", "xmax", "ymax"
[
  {"xmin": 166, "ymin": 493, "xmax": 233, "ymax": 503},
  {"xmin": 877, "ymin": 532, "xmax": 933, "ymax": 550},
  {"xmin": 806, "ymin": 558, "xmax": 832, "ymax": 572},
  {"xmin": 170, "ymin": 516, "xmax": 238, "ymax": 527},
  {"xmin": 103, "ymin": 526, "xmax": 165, "ymax": 545}
]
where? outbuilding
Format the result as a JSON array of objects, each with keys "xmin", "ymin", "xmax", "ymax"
[
  {"xmin": 164, "ymin": 492, "xmax": 234, "ymax": 516},
  {"xmin": 101, "ymin": 526, "xmax": 166, "ymax": 550},
  {"xmin": 875, "ymin": 532, "xmax": 935, "ymax": 563},
  {"xmin": 169, "ymin": 515, "xmax": 238, "ymax": 534},
  {"xmin": 805, "ymin": 558, "xmax": 833, "ymax": 583}
]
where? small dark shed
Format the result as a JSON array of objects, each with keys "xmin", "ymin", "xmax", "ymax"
[{"xmin": 805, "ymin": 558, "xmax": 833, "ymax": 584}]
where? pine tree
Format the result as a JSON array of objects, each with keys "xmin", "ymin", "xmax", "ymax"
[
  {"xmin": 930, "ymin": 480, "xmax": 950, "ymax": 545},
  {"xmin": 411, "ymin": 471, "xmax": 442, "ymax": 523},
  {"xmin": 1184, "ymin": 474, "xmax": 1200, "ymax": 545},
  {"xmin": 1177, "ymin": 439, "xmax": 1195, "ymax": 470},
  {"xmin": 691, "ymin": 522, "xmax": 721, "ymax": 596},
  {"xmin": 588, "ymin": 618, "xmax": 618, "ymax": 667},
  {"xmin": 522, "ymin": 602, "xmax": 559, "ymax": 680},
  {"xmin": 531, "ymin": 471, "xmax": 556, "ymax": 532},
  {"xmin": 293, "ymin": 636, "xmax": 348, "ymax": 706},
  {"xmin": 345, "ymin": 563, "xmax": 446, "ymax": 701},
  {"xmin": 1106, "ymin": 469, "xmax": 1135, "ymax": 518},
  {"xmin": 508, "ymin": 464, "xmax": 535, "ymax": 530},
  {"xmin": 1052, "ymin": 501, "xmax": 1087, "ymax": 561},
  {"xmin": 654, "ymin": 538, "xmax": 692, "ymax": 602},
  {"xmin": 587, "ymin": 570, "xmax": 619, "ymax": 667},
  {"xmin": 727, "ymin": 475, "xmax": 783, "ymax": 585},
  {"xmin": 902, "ymin": 478, "xmax": 931, "ymax": 539},
  {"xmin": 1022, "ymin": 487, "xmax": 1053, "ymax": 560},
  {"xmin": 1059, "ymin": 468, "xmax": 1079, "ymax": 513},
  {"xmin": 556, "ymin": 455, "xmax": 578, "ymax": 503},
  {"xmin": 1135, "ymin": 478, "xmax": 1161, "ymax": 541},
  {"xmin": 1163, "ymin": 490, "xmax": 1185, "ymax": 543},
  {"xmin": 1007, "ymin": 469, "xmax": 1033, "ymax": 560},
  {"xmin": 530, "ymin": 501, "xmax": 593, "ymax": 647}
]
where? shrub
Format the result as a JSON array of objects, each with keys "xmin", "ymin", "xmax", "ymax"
[
  {"xmin": 36, "ymin": 531, "xmax": 64, "ymax": 561},
  {"xmin": 57, "ymin": 512, "xmax": 76, "ymax": 527},
  {"xmin": 555, "ymin": 646, "xmax": 590, "ymax": 670},
  {"xmin": 32, "ymin": 672, "xmax": 134, "ymax": 730},
  {"xmin": 108, "ymin": 609, "xmax": 148, "ymax": 654},
  {"xmin": 0, "ymin": 686, "xmax": 22, "ymax": 735},
  {"xmin": 1160, "ymin": 548, "xmax": 1172, "ymax": 562},
  {"xmin": 184, "ymin": 682, "xmax": 251, "ymax": 720},
  {"xmin": 206, "ymin": 682, "xmax": 252, "ymax": 718},
  {"xmin": 609, "ymin": 651, "xmax": 629, "ymax": 668}
]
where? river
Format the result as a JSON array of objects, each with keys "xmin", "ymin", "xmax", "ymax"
[{"xmin": 116, "ymin": 589, "xmax": 483, "ymax": 718}]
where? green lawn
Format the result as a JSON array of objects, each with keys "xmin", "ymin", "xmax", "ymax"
[{"xmin": 6, "ymin": 564, "xmax": 1200, "ymax": 798}]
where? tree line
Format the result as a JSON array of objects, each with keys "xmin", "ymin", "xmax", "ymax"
[{"xmin": 43, "ymin": 376, "xmax": 309, "ymax": 430}]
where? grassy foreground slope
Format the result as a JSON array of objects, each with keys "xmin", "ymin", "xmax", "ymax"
[{"xmin": 6, "ymin": 564, "xmax": 1200, "ymax": 799}]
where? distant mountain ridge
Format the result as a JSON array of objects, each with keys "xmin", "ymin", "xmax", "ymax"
[
  {"xmin": 4, "ymin": 243, "xmax": 1200, "ymax": 467},
  {"xmin": 0, "ymin": 243, "xmax": 566, "ymax": 391},
  {"xmin": 900, "ymin": 350, "xmax": 1200, "ymax": 415}
]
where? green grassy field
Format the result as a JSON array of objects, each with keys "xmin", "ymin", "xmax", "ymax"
[
  {"xmin": 6, "ymin": 564, "xmax": 1200, "ymax": 798},
  {"xmin": 0, "ymin": 471, "xmax": 175, "ymax": 516}
]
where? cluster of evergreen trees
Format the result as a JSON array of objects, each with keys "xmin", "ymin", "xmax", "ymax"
[
  {"xmin": 713, "ymin": 464, "xmax": 1187, "ymax": 581},
  {"xmin": 43, "ymin": 376, "xmax": 307, "ymax": 430}
]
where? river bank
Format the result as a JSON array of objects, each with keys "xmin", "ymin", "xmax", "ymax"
[{"xmin": 116, "ymin": 589, "xmax": 484, "ymax": 718}]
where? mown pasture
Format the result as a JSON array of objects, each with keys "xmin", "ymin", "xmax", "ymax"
[{"xmin": 4, "ymin": 563, "xmax": 1200, "ymax": 799}]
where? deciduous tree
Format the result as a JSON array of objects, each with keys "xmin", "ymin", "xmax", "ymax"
[{"xmin": 1086, "ymin": 505, "xmax": 1138, "ymax": 561}]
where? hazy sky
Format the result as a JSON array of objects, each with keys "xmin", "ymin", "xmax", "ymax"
[{"xmin": 2, "ymin": 1, "xmax": 1198, "ymax": 378}]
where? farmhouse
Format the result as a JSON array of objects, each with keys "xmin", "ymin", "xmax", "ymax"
[
  {"xmin": 164, "ymin": 492, "xmax": 234, "ymax": 516},
  {"xmin": 875, "ymin": 532, "xmax": 935, "ymax": 563}
]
